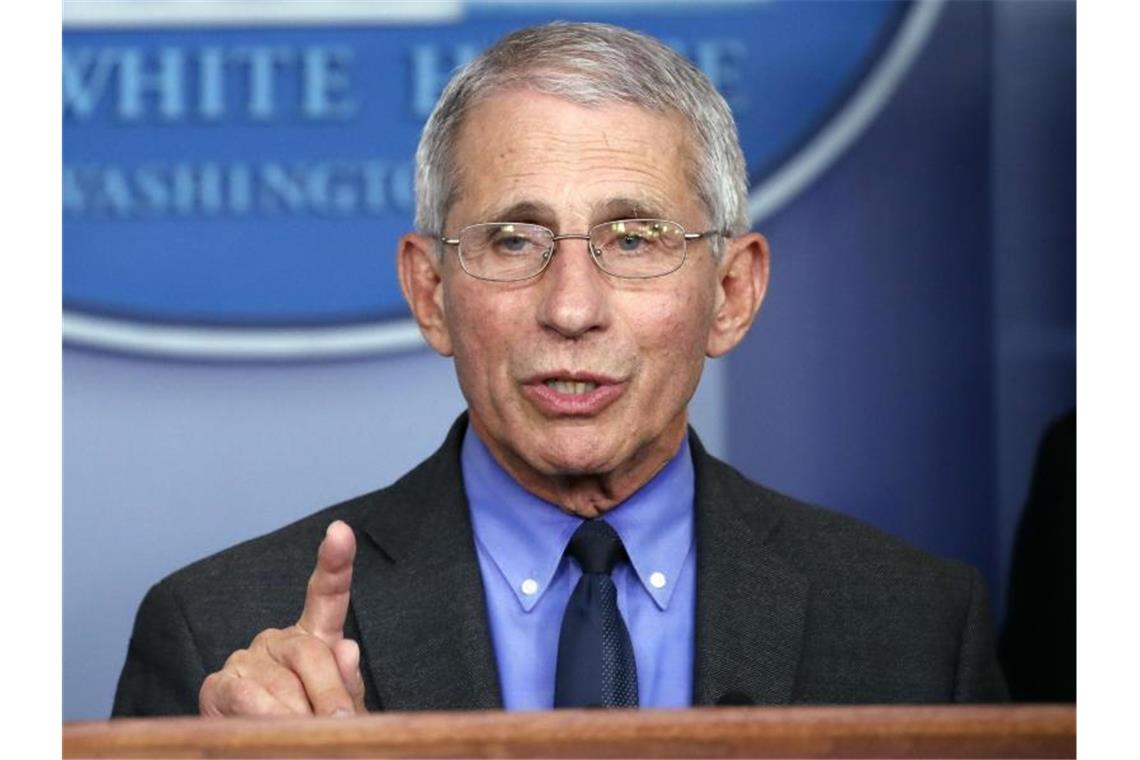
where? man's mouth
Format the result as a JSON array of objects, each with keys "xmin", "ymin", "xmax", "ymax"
[
  {"xmin": 544, "ymin": 379, "xmax": 599, "ymax": 395},
  {"xmin": 523, "ymin": 372, "xmax": 625, "ymax": 416}
]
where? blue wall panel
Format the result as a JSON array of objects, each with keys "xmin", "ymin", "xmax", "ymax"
[{"xmin": 728, "ymin": 1, "xmax": 998, "ymax": 577}]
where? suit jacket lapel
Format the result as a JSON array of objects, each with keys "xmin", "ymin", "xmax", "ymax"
[
  {"xmin": 344, "ymin": 418, "xmax": 807, "ymax": 709},
  {"xmin": 350, "ymin": 415, "xmax": 502, "ymax": 711},
  {"xmin": 691, "ymin": 432, "xmax": 810, "ymax": 705}
]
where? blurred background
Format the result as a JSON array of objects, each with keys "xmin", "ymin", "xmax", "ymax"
[{"xmin": 63, "ymin": 0, "xmax": 1075, "ymax": 718}]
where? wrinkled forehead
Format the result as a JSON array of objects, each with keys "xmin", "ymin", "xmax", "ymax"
[{"xmin": 445, "ymin": 88, "xmax": 704, "ymax": 227}]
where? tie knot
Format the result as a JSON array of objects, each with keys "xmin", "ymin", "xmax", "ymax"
[{"xmin": 566, "ymin": 520, "xmax": 626, "ymax": 575}]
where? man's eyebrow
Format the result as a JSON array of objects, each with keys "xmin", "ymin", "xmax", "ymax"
[
  {"xmin": 591, "ymin": 196, "xmax": 669, "ymax": 222},
  {"xmin": 475, "ymin": 196, "xmax": 670, "ymax": 228},
  {"xmin": 481, "ymin": 200, "xmax": 557, "ymax": 225}
]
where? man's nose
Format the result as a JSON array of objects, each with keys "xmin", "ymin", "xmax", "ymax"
[{"xmin": 536, "ymin": 236, "xmax": 610, "ymax": 339}]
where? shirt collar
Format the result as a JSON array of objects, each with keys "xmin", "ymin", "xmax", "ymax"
[
  {"xmin": 604, "ymin": 436, "xmax": 694, "ymax": 611},
  {"xmin": 462, "ymin": 426, "xmax": 695, "ymax": 612}
]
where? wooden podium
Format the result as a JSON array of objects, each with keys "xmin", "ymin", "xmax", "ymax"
[{"xmin": 64, "ymin": 704, "xmax": 1075, "ymax": 758}]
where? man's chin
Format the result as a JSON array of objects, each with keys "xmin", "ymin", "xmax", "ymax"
[
  {"xmin": 557, "ymin": 500, "xmax": 616, "ymax": 519},
  {"xmin": 532, "ymin": 451, "xmax": 620, "ymax": 479},
  {"xmin": 519, "ymin": 419, "xmax": 678, "ymax": 481}
]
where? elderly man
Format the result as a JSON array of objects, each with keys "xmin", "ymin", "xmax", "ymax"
[{"xmin": 113, "ymin": 22, "xmax": 1007, "ymax": 717}]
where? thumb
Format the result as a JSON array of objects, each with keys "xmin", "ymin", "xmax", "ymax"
[
  {"xmin": 297, "ymin": 520, "xmax": 356, "ymax": 645},
  {"xmin": 333, "ymin": 638, "xmax": 367, "ymax": 714}
]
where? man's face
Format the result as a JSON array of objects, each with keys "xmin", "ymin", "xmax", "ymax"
[{"xmin": 401, "ymin": 90, "xmax": 765, "ymax": 514}]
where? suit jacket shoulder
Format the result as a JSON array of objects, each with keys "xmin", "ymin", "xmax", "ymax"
[
  {"xmin": 111, "ymin": 485, "xmax": 382, "ymax": 716},
  {"xmin": 112, "ymin": 416, "xmax": 500, "ymax": 716},
  {"xmin": 691, "ymin": 439, "xmax": 1008, "ymax": 704}
]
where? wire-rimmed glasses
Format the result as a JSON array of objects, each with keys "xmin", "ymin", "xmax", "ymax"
[{"xmin": 438, "ymin": 219, "xmax": 728, "ymax": 282}]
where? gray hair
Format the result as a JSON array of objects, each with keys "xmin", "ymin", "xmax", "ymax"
[{"xmin": 414, "ymin": 21, "xmax": 750, "ymax": 258}]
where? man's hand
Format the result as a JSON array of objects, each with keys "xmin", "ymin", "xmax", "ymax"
[{"xmin": 199, "ymin": 521, "xmax": 367, "ymax": 717}]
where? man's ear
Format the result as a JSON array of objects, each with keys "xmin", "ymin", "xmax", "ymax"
[
  {"xmin": 397, "ymin": 232, "xmax": 454, "ymax": 357},
  {"xmin": 706, "ymin": 231, "xmax": 770, "ymax": 358}
]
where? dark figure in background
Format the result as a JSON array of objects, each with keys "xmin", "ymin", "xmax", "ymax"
[{"xmin": 999, "ymin": 411, "xmax": 1076, "ymax": 701}]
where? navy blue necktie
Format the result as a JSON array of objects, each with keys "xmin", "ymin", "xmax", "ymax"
[{"xmin": 554, "ymin": 520, "xmax": 639, "ymax": 708}]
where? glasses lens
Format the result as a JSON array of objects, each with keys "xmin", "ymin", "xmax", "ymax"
[
  {"xmin": 458, "ymin": 223, "xmax": 553, "ymax": 281},
  {"xmin": 590, "ymin": 219, "xmax": 687, "ymax": 278}
]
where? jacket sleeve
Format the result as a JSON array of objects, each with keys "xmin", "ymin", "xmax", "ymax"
[
  {"xmin": 111, "ymin": 580, "xmax": 208, "ymax": 717},
  {"xmin": 952, "ymin": 567, "xmax": 1010, "ymax": 702}
]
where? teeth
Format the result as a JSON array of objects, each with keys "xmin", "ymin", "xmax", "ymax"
[{"xmin": 545, "ymin": 379, "xmax": 598, "ymax": 395}]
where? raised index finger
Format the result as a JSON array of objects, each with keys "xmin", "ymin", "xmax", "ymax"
[{"xmin": 297, "ymin": 520, "xmax": 356, "ymax": 644}]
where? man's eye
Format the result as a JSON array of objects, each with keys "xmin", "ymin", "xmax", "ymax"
[
  {"xmin": 493, "ymin": 235, "xmax": 538, "ymax": 254},
  {"xmin": 617, "ymin": 234, "xmax": 646, "ymax": 253}
]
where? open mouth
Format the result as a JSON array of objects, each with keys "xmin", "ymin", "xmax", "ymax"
[
  {"xmin": 524, "ymin": 372, "xmax": 625, "ymax": 416},
  {"xmin": 544, "ymin": 379, "xmax": 599, "ymax": 395}
]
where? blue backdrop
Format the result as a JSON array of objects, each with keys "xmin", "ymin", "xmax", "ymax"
[{"xmin": 63, "ymin": 1, "xmax": 1075, "ymax": 719}]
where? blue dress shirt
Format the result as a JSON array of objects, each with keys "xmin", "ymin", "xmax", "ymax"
[{"xmin": 462, "ymin": 427, "xmax": 696, "ymax": 710}]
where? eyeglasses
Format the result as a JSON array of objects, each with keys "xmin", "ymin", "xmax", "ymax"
[{"xmin": 438, "ymin": 219, "xmax": 728, "ymax": 282}]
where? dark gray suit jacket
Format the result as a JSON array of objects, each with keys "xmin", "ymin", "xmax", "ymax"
[{"xmin": 112, "ymin": 416, "xmax": 1007, "ymax": 716}]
